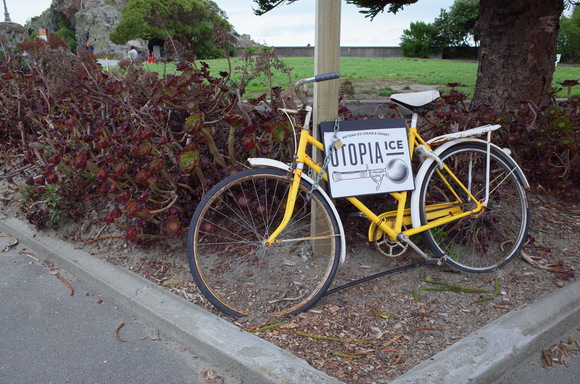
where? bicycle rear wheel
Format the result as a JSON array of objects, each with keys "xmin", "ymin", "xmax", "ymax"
[
  {"xmin": 187, "ymin": 168, "xmax": 341, "ymax": 317},
  {"xmin": 418, "ymin": 143, "xmax": 529, "ymax": 273}
]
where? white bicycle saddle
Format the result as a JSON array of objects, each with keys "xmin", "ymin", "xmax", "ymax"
[{"xmin": 390, "ymin": 90, "xmax": 440, "ymax": 110}]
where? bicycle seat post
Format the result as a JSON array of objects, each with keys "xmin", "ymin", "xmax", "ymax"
[{"xmin": 411, "ymin": 112, "xmax": 419, "ymax": 130}]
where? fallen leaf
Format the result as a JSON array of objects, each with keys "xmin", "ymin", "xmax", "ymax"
[{"xmin": 328, "ymin": 305, "xmax": 341, "ymax": 313}]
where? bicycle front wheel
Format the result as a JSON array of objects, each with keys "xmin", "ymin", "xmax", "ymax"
[
  {"xmin": 187, "ymin": 168, "xmax": 341, "ymax": 317},
  {"xmin": 419, "ymin": 143, "xmax": 529, "ymax": 273}
]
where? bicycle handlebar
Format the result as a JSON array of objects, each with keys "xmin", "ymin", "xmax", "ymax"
[
  {"xmin": 314, "ymin": 71, "xmax": 340, "ymax": 82},
  {"xmin": 294, "ymin": 71, "xmax": 340, "ymax": 105},
  {"xmin": 294, "ymin": 71, "xmax": 340, "ymax": 89}
]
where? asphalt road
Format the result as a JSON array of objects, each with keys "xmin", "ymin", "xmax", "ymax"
[{"xmin": 0, "ymin": 231, "xmax": 217, "ymax": 384}]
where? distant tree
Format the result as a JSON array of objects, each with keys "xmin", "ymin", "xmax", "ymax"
[
  {"xmin": 110, "ymin": 0, "xmax": 232, "ymax": 59},
  {"xmin": 400, "ymin": 21, "xmax": 440, "ymax": 58},
  {"xmin": 433, "ymin": 0, "xmax": 479, "ymax": 47},
  {"xmin": 558, "ymin": 5, "xmax": 580, "ymax": 61}
]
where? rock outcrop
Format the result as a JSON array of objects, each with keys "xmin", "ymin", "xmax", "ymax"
[
  {"xmin": 0, "ymin": 21, "xmax": 26, "ymax": 44},
  {"xmin": 25, "ymin": 0, "xmax": 250, "ymax": 59},
  {"xmin": 26, "ymin": 0, "xmax": 142, "ymax": 58}
]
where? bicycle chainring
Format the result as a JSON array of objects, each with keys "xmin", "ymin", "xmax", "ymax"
[
  {"xmin": 370, "ymin": 215, "xmax": 409, "ymax": 259},
  {"xmin": 374, "ymin": 231, "xmax": 409, "ymax": 258}
]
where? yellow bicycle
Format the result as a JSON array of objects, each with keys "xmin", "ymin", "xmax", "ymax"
[{"xmin": 187, "ymin": 72, "xmax": 530, "ymax": 317}]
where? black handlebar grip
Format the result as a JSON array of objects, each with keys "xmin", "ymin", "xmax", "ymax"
[{"xmin": 314, "ymin": 71, "xmax": 340, "ymax": 82}]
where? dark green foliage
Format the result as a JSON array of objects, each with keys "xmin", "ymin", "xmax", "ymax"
[
  {"xmin": 55, "ymin": 27, "xmax": 77, "ymax": 52},
  {"xmin": 252, "ymin": 0, "xmax": 417, "ymax": 18},
  {"xmin": 110, "ymin": 0, "xmax": 233, "ymax": 60},
  {"xmin": 345, "ymin": 0, "xmax": 418, "ymax": 19},
  {"xmin": 53, "ymin": 12, "xmax": 78, "ymax": 52},
  {"xmin": 558, "ymin": 6, "xmax": 580, "ymax": 62},
  {"xmin": 400, "ymin": 0, "xmax": 480, "ymax": 58},
  {"xmin": 400, "ymin": 21, "xmax": 440, "ymax": 58},
  {"xmin": 252, "ymin": 0, "xmax": 299, "ymax": 15},
  {"xmin": 433, "ymin": 0, "xmax": 479, "ymax": 47}
]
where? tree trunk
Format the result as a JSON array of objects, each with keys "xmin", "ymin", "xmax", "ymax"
[{"xmin": 472, "ymin": 0, "xmax": 564, "ymax": 110}]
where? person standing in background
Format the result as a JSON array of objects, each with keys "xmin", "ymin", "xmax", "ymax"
[
  {"xmin": 127, "ymin": 46, "xmax": 138, "ymax": 60},
  {"xmin": 84, "ymin": 41, "xmax": 94, "ymax": 53}
]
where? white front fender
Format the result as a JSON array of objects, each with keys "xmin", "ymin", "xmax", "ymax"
[{"xmin": 247, "ymin": 158, "xmax": 347, "ymax": 263}]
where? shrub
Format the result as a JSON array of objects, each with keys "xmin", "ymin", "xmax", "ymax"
[
  {"xmin": 400, "ymin": 21, "xmax": 441, "ymax": 58},
  {"xmin": 558, "ymin": 7, "xmax": 580, "ymax": 62},
  {"xmin": 411, "ymin": 84, "xmax": 579, "ymax": 201},
  {"xmin": 55, "ymin": 27, "xmax": 77, "ymax": 52},
  {"xmin": 2, "ymin": 35, "xmax": 296, "ymax": 239}
]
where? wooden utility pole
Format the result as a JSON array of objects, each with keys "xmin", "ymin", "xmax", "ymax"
[
  {"xmin": 312, "ymin": 0, "xmax": 341, "ymax": 253},
  {"xmin": 313, "ymin": 0, "xmax": 341, "ymax": 150}
]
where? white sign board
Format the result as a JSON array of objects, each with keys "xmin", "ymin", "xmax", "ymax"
[{"xmin": 320, "ymin": 119, "xmax": 414, "ymax": 198}]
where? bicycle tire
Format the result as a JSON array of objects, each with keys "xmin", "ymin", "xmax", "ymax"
[
  {"xmin": 418, "ymin": 143, "xmax": 529, "ymax": 273},
  {"xmin": 187, "ymin": 167, "xmax": 341, "ymax": 317}
]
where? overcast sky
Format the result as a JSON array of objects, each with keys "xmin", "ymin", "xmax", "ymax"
[{"xmin": 10, "ymin": 0, "xmax": 458, "ymax": 46}]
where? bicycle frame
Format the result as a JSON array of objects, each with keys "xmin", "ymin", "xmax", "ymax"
[{"xmin": 264, "ymin": 106, "xmax": 486, "ymax": 250}]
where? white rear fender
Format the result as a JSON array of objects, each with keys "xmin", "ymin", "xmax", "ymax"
[
  {"xmin": 248, "ymin": 158, "xmax": 291, "ymax": 171},
  {"xmin": 409, "ymin": 140, "xmax": 529, "ymax": 229},
  {"xmin": 247, "ymin": 158, "xmax": 347, "ymax": 263}
]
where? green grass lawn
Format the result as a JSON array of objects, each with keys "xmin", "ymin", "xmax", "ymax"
[{"xmin": 141, "ymin": 57, "xmax": 579, "ymax": 99}]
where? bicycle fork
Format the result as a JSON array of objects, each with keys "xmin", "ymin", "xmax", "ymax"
[
  {"xmin": 264, "ymin": 123, "xmax": 315, "ymax": 246},
  {"xmin": 263, "ymin": 163, "xmax": 305, "ymax": 247}
]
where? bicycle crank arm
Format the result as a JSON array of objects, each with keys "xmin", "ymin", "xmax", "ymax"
[{"xmin": 397, "ymin": 233, "xmax": 444, "ymax": 265}]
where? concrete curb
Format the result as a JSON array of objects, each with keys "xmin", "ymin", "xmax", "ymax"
[
  {"xmin": 0, "ymin": 217, "xmax": 342, "ymax": 384},
  {"xmin": 389, "ymin": 277, "xmax": 580, "ymax": 384}
]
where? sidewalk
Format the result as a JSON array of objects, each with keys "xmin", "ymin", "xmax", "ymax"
[{"xmin": 1, "ymin": 216, "xmax": 578, "ymax": 384}]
